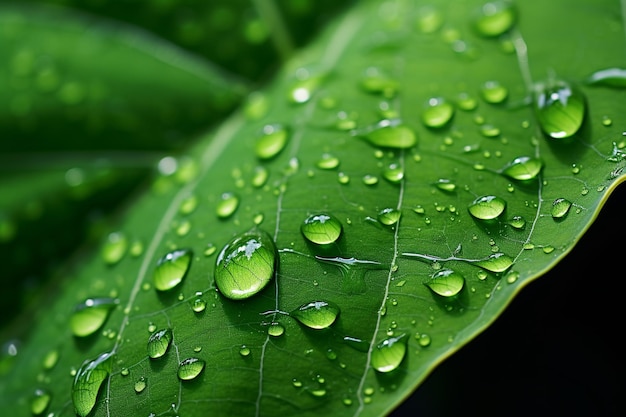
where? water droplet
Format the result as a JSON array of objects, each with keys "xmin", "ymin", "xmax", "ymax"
[
  {"xmin": 474, "ymin": 1, "xmax": 516, "ymax": 37},
  {"xmin": 456, "ymin": 92, "xmax": 478, "ymax": 111},
  {"xmin": 434, "ymin": 178, "xmax": 456, "ymax": 192},
  {"xmin": 317, "ymin": 153, "xmax": 340, "ymax": 170},
  {"xmin": 179, "ymin": 195, "xmax": 198, "ymax": 215},
  {"xmin": 153, "ymin": 249, "xmax": 193, "ymax": 292},
  {"xmin": 585, "ymin": 67, "xmax": 626, "ymax": 88},
  {"xmin": 239, "ymin": 345, "xmax": 251, "ymax": 357},
  {"xmin": 360, "ymin": 67, "xmax": 398, "ymax": 96},
  {"xmin": 378, "ymin": 208, "xmax": 401, "ymax": 226},
  {"xmin": 421, "ymin": 97, "xmax": 455, "ymax": 128},
  {"xmin": 337, "ymin": 172, "xmax": 350, "ymax": 184},
  {"xmin": 120, "ymin": 367, "xmax": 129, "ymax": 376},
  {"xmin": 383, "ymin": 163, "xmax": 404, "ymax": 183},
  {"xmin": 416, "ymin": 6, "xmax": 444, "ymax": 33},
  {"xmin": 130, "ymin": 240, "xmax": 144, "ymax": 257},
  {"xmin": 480, "ymin": 124, "xmax": 500, "ymax": 138},
  {"xmin": 256, "ymin": 124, "xmax": 288, "ymax": 160},
  {"xmin": 177, "ymin": 357, "xmax": 205, "ymax": 381},
  {"xmin": 267, "ymin": 322, "xmax": 285, "ymax": 337},
  {"xmin": 216, "ymin": 192, "xmax": 239, "ymax": 219},
  {"xmin": 42, "ymin": 349, "xmax": 59, "ymax": 370},
  {"xmin": 364, "ymin": 122, "xmax": 417, "ymax": 149},
  {"xmin": 474, "ymin": 253, "xmax": 513, "ymax": 273},
  {"xmin": 507, "ymin": 215, "xmax": 526, "ymax": 229},
  {"xmin": 362, "ymin": 174, "xmax": 379, "ymax": 185},
  {"xmin": 191, "ymin": 294, "xmax": 207, "ymax": 313},
  {"xmin": 501, "ymin": 156, "xmax": 543, "ymax": 181},
  {"xmin": 481, "ymin": 80, "xmax": 508, "ymax": 104},
  {"xmin": 551, "ymin": 198, "xmax": 572, "ymax": 219},
  {"xmin": 31, "ymin": 388, "xmax": 51, "ymax": 415},
  {"xmin": 215, "ymin": 229, "xmax": 277, "ymax": 300},
  {"xmin": 289, "ymin": 71, "xmax": 324, "ymax": 103},
  {"xmin": 371, "ymin": 334, "xmax": 407, "ymax": 373},
  {"xmin": 147, "ymin": 328, "xmax": 173, "ymax": 359},
  {"xmin": 425, "ymin": 269, "xmax": 465, "ymax": 297},
  {"xmin": 244, "ymin": 91, "xmax": 269, "ymax": 120},
  {"xmin": 71, "ymin": 352, "xmax": 113, "ymax": 417},
  {"xmin": 417, "ymin": 333, "xmax": 431, "ymax": 347},
  {"xmin": 301, "ymin": 214, "xmax": 343, "ymax": 245},
  {"xmin": 134, "ymin": 377, "xmax": 147, "ymax": 394},
  {"xmin": 467, "ymin": 195, "xmax": 506, "ymax": 220},
  {"xmin": 290, "ymin": 301, "xmax": 340, "ymax": 329},
  {"xmin": 534, "ymin": 80, "xmax": 585, "ymax": 139},
  {"xmin": 175, "ymin": 220, "xmax": 191, "ymax": 237},
  {"xmin": 70, "ymin": 298, "xmax": 118, "ymax": 338},
  {"xmin": 252, "ymin": 166, "xmax": 269, "ymax": 188},
  {"xmin": 101, "ymin": 232, "xmax": 128, "ymax": 265}
]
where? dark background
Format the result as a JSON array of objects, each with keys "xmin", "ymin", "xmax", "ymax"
[{"xmin": 393, "ymin": 184, "xmax": 624, "ymax": 417}]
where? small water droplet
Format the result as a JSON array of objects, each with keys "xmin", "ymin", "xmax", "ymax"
[
  {"xmin": 425, "ymin": 269, "xmax": 465, "ymax": 297},
  {"xmin": 434, "ymin": 178, "xmax": 456, "ymax": 192},
  {"xmin": 256, "ymin": 124, "xmax": 288, "ymax": 160},
  {"xmin": 179, "ymin": 195, "xmax": 198, "ymax": 215},
  {"xmin": 317, "ymin": 153, "xmax": 340, "ymax": 170},
  {"xmin": 153, "ymin": 249, "xmax": 193, "ymax": 292},
  {"xmin": 585, "ymin": 67, "xmax": 626, "ymax": 88},
  {"xmin": 474, "ymin": 1, "xmax": 516, "ymax": 37},
  {"xmin": 130, "ymin": 240, "xmax": 144, "ymax": 257},
  {"xmin": 252, "ymin": 166, "xmax": 269, "ymax": 188},
  {"xmin": 474, "ymin": 253, "xmax": 513, "ymax": 273},
  {"xmin": 468, "ymin": 195, "xmax": 506, "ymax": 220},
  {"xmin": 359, "ymin": 67, "xmax": 398, "ymax": 97},
  {"xmin": 378, "ymin": 208, "xmax": 401, "ymax": 226},
  {"xmin": 191, "ymin": 294, "xmax": 207, "ymax": 313},
  {"xmin": 417, "ymin": 333, "xmax": 431, "ymax": 347},
  {"xmin": 239, "ymin": 345, "xmax": 251, "ymax": 357},
  {"xmin": 456, "ymin": 92, "xmax": 478, "ymax": 111},
  {"xmin": 290, "ymin": 301, "xmax": 340, "ymax": 330},
  {"xmin": 551, "ymin": 198, "xmax": 572, "ymax": 219},
  {"xmin": 501, "ymin": 156, "xmax": 543, "ymax": 181},
  {"xmin": 204, "ymin": 243, "xmax": 217, "ymax": 257},
  {"xmin": 101, "ymin": 232, "xmax": 128, "ymax": 265},
  {"xmin": 364, "ymin": 122, "xmax": 417, "ymax": 149},
  {"xmin": 134, "ymin": 377, "xmax": 147, "ymax": 394},
  {"xmin": 216, "ymin": 192, "xmax": 239, "ymax": 219},
  {"xmin": 267, "ymin": 322, "xmax": 285, "ymax": 337},
  {"xmin": 177, "ymin": 357, "xmax": 205, "ymax": 381},
  {"xmin": 71, "ymin": 352, "xmax": 113, "ymax": 417},
  {"xmin": 480, "ymin": 124, "xmax": 500, "ymax": 138},
  {"xmin": 301, "ymin": 214, "xmax": 343, "ymax": 245},
  {"xmin": 42, "ymin": 349, "xmax": 59, "ymax": 370},
  {"xmin": 416, "ymin": 6, "xmax": 444, "ymax": 33},
  {"xmin": 383, "ymin": 163, "xmax": 404, "ymax": 183},
  {"xmin": 215, "ymin": 229, "xmax": 277, "ymax": 300},
  {"xmin": 121, "ymin": 368, "xmax": 129, "ymax": 376},
  {"xmin": 147, "ymin": 328, "xmax": 173, "ymax": 359},
  {"xmin": 70, "ymin": 298, "xmax": 118, "ymax": 338},
  {"xmin": 31, "ymin": 388, "xmax": 51, "ymax": 415},
  {"xmin": 481, "ymin": 80, "xmax": 508, "ymax": 104},
  {"xmin": 362, "ymin": 174, "xmax": 379, "ymax": 185},
  {"xmin": 421, "ymin": 97, "xmax": 455, "ymax": 128},
  {"xmin": 507, "ymin": 215, "xmax": 526, "ymax": 229},
  {"xmin": 244, "ymin": 91, "xmax": 269, "ymax": 120},
  {"xmin": 534, "ymin": 80, "xmax": 585, "ymax": 139},
  {"xmin": 371, "ymin": 334, "xmax": 407, "ymax": 373}
]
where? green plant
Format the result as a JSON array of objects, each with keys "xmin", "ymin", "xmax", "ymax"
[{"xmin": 1, "ymin": 0, "xmax": 624, "ymax": 416}]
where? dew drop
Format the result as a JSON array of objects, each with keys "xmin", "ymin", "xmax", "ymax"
[
  {"xmin": 434, "ymin": 178, "xmax": 456, "ymax": 192},
  {"xmin": 362, "ymin": 174, "xmax": 379, "ymax": 185},
  {"xmin": 507, "ymin": 215, "xmax": 526, "ymax": 229},
  {"xmin": 70, "ymin": 298, "xmax": 118, "ymax": 338},
  {"xmin": 177, "ymin": 357, "xmax": 205, "ymax": 381},
  {"xmin": 130, "ymin": 240, "xmax": 144, "ymax": 257},
  {"xmin": 42, "ymin": 349, "xmax": 59, "ymax": 370},
  {"xmin": 179, "ymin": 195, "xmax": 198, "ymax": 215},
  {"xmin": 216, "ymin": 192, "xmax": 239, "ymax": 219},
  {"xmin": 244, "ymin": 91, "xmax": 269, "ymax": 120},
  {"xmin": 252, "ymin": 166, "xmax": 269, "ymax": 188},
  {"xmin": 425, "ymin": 269, "xmax": 465, "ymax": 297},
  {"xmin": 120, "ymin": 368, "xmax": 129, "ymax": 376},
  {"xmin": 256, "ymin": 124, "xmax": 288, "ymax": 160},
  {"xmin": 417, "ymin": 333, "xmax": 431, "ymax": 347},
  {"xmin": 551, "ymin": 198, "xmax": 572, "ymax": 219},
  {"xmin": 534, "ymin": 80, "xmax": 585, "ymax": 139},
  {"xmin": 153, "ymin": 249, "xmax": 192, "ymax": 292},
  {"xmin": 456, "ymin": 92, "xmax": 478, "ymax": 111},
  {"xmin": 239, "ymin": 345, "xmax": 251, "ymax": 357},
  {"xmin": 467, "ymin": 195, "xmax": 506, "ymax": 220},
  {"xmin": 134, "ymin": 377, "xmax": 147, "ymax": 394},
  {"xmin": 371, "ymin": 334, "xmax": 407, "ymax": 373},
  {"xmin": 480, "ymin": 124, "xmax": 500, "ymax": 138},
  {"xmin": 378, "ymin": 208, "xmax": 401, "ymax": 226},
  {"xmin": 481, "ymin": 80, "xmax": 508, "ymax": 104},
  {"xmin": 31, "ymin": 388, "xmax": 51, "ymax": 416},
  {"xmin": 290, "ymin": 301, "xmax": 340, "ymax": 330},
  {"xmin": 474, "ymin": 1, "xmax": 516, "ymax": 37},
  {"xmin": 421, "ymin": 97, "xmax": 454, "ymax": 128},
  {"xmin": 317, "ymin": 153, "xmax": 340, "ymax": 170},
  {"xmin": 359, "ymin": 67, "xmax": 398, "ymax": 96},
  {"xmin": 267, "ymin": 322, "xmax": 285, "ymax": 337},
  {"xmin": 191, "ymin": 294, "xmax": 207, "ymax": 313},
  {"xmin": 215, "ymin": 229, "xmax": 277, "ymax": 300},
  {"xmin": 383, "ymin": 163, "xmax": 404, "ymax": 183},
  {"xmin": 416, "ymin": 6, "xmax": 444, "ymax": 33},
  {"xmin": 71, "ymin": 352, "xmax": 113, "ymax": 417},
  {"xmin": 501, "ymin": 156, "xmax": 543, "ymax": 181},
  {"xmin": 585, "ymin": 67, "xmax": 626, "ymax": 88},
  {"xmin": 364, "ymin": 122, "xmax": 417, "ymax": 149},
  {"xmin": 474, "ymin": 252, "xmax": 513, "ymax": 273},
  {"xmin": 337, "ymin": 172, "xmax": 350, "ymax": 184},
  {"xmin": 147, "ymin": 328, "xmax": 173, "ymax": 359},
  {"xmin": 301, "ymin": 214, "xmax": 343, "ymax": 245},
  {"xmin": 101, "ymin": 232, "xmax": 128, "ymax": 265}
]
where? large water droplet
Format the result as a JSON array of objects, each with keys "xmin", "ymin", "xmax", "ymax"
[
  {"xmin": 215, "ymin": 229, "xmax": 277, "ymax": 300},
  {"xmin": 371, "ymin": 334, "xmax": 407, "ymax": 373},
  {"xmin": 290, "ymin": 301, "xmax": 340, "ymax": 329},
  {"xmin": 383, "ymin": 163, "xmax": 404, "ymax": 183},
  {"xmin": 267, "ymin": 322, "xmax": 285, "ymax": 337},
  {"xmin": 551, "ymin": 198, "xmax": 572, "ymax": 219},
  {"xmin": 31, "ymin": 388, "xmax": 51, "ymax": 415},
  {"xmin": 425, "ymin": 269, "xmax": 465, "ymax": 297},
  {"xmin": 468, "ymin": 195, "xmax": 506, "ymax": 220},
  {"xmin": 585, "ymin": 67, "xmax": 626, "ymax": 88},
  {"xmin": 474, "ymin": 1, "xmax": 516, "ymax": 37},
  {"xmin": 70, "ymin": 298, "xmax": 118, "ymax": 338},
  {"xmin": 501, "ymin": 156, "xmax": 543, "ymax": 181},
  {"xmin": 364, "ymin": 122, "xmax": 417, "ymax": 149},
  {"xmin": 534, "ymin": 80, "xmax": 585, "ymax": 139},
  {"xmin": 256, "ymin": 124, "xmax": 288, "ymax": 160},
  {"xmin": 474, "ymin": 252, "xmax": 513, "ymax": 273},
  {"xmin": 101, "ymin": 232, "xmax": 128, "ymax": 265},
  {"xmin": 147, "ymin": 328, "xmax": 173, "ymax": 359},
  {"xmin": 421, "ymin": 97, "xmax": 455, "ymax": 128},
  {"xmin": 177, "ymin": 357, "xmax": 205, "ymax": 381},
  {"xmin": 71, "ymin": 352, "xmax": 113, "ymax": 417},
  {"xmin": 216, "ymin": 192, "xmax": 240, "ymax": 219},
  {"xmin": 301, "ymin": 214, "xmax": 343, "ymax": 245},
  {"xmin": 153, "ymin": 249, "xmax": 193, "ymax": 292},
  {"xmin": 378, "ymin": 208, "xmax": 401, "ymax": 226}
]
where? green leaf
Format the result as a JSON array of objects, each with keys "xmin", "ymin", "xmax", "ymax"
[{"xmin": 1, "ymin": 0, "xmax": 625, "ymax": 416}]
